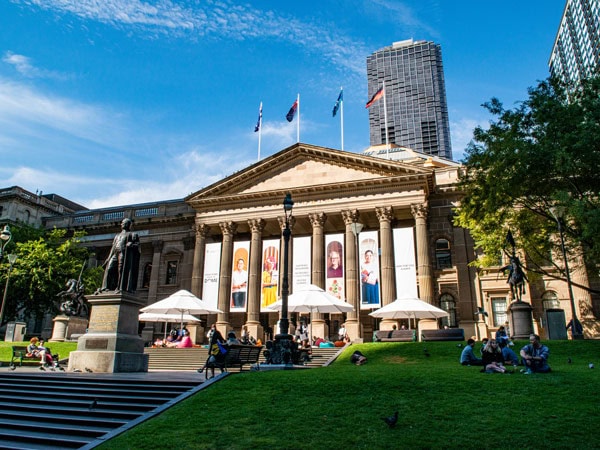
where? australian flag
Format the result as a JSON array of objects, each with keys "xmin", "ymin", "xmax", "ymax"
[
  {"xmin": 254, "ymin": 103, "xmax": 262, "ymax": 132},
  {"xmin": 286, "ymin": 100, "xmax": 298, "ymax": 122},
  {"xmin": 332, "ymin": 89, "xmax": 343, "ymax": 117}
]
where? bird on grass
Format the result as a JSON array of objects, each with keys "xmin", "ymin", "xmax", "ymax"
[
  {"xmin": 567, "ymin": 358, "xmax": 572, "ymax": 364},
  {"xmin": 423, "ymin": 348, "xmax": 431, "ymax": 357},
  {"xmin": 381, "ymin": 411, "xmax": 399, "ymax": 428},
  {"xmin": 89, "ymin": 398, "xmax": 98, "ymax": 411},
  {"xmin": 456, "ymin": 343, "xmax": 463, "ymax": 348},
  {"xmin": 85, "ymin": 367, "xmax": 93, "ymax": 373}
]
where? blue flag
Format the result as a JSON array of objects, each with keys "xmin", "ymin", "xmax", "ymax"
[
  {"xmin": 254, "ymin": 103, "xmax": 262, "ymax": 132},
  {"xmin": 286, "ymin": 99, "xmax": 298, "ymax": 122},
  {"xmin": 332, "ymin": 89, "xmax": 343, "ymax": 117}
]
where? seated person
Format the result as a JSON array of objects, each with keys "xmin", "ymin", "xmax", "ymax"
[
  {"xmin": 313, "ymin": 336, "xmax": 325, "ymax": 348},
  {"xmin": 350, "ymin": 350, "xmax": 367, "ymax": 365},
  {"xmin": 479, "ymin": 337, "xmax": 489, "ymax": 356},
  {"xmin": 460, "ymin": 338, "xmax": 483, "ymax": 366},
  {"xmin": 176, "ymin": 330, "xmax": 193, "ymax": 348},
  {"xmin": 499, "ymin": 340, "xmax": 519, "ymax": 366},
  {"xmin": 481, "ymin": 339, "xmax": 507, "ymax": 373},
  {"xmin": 27, "ymin": 337, "xmax": 53, "ymax": 368},
  {"xmin": 495, "ymin": 325, "xmax": 513, "ymax": 346},
  {"xmin": 520, "ymin": 334, "xmax": 551, "ymax": 373},
  {"xmin": 227, "ymin": 331, "xmax": 240, "ymax": 345}
]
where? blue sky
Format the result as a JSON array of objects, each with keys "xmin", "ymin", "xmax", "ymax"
[{"xmin": 0, "ymin": 0, "xmax": 564, "ymax": 209}]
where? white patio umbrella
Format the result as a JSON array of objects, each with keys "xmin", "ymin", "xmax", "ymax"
[
  {"xmin": 267, "ymin": 284, "xmax": 353, "ymax": 339},
  {"xmin": 140, "ymin": 289, "xmax": 222, "ymax": 330},
  {"xmin": 138, "ymin": 312, "xmax": 201, "ymax": 339},
  {"xmin": 369, "ymin": 297, "xmax": 448, "ymax": 329}
]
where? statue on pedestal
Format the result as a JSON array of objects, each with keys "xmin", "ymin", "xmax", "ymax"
[
  {"xmin": 98, "ymin": 218, "xmax": 141, "ymax": 294},
  {"xmin": 57, "ymin": 277, "xmax": 89, "ymax": 317}
]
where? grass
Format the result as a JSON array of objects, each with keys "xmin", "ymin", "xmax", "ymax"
[
  {"xmin": 0, "ymin": 340, "xmax": 78, "ymax": 365},
  {"xmin": 95, "ymin": 340, "xmax": 600, "ymax": 450}
]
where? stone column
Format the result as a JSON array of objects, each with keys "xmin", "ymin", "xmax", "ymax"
[
  {"xmin": 376, "ymin": 206, "xmax": 396, "ymax": 330},
  {"xmin": 180, "ymin": 236, "xmax": 195, "ymax": 291},
  {"xmin": 191, "ymin": 223, "xmax": 210, "ymax": 297},
  {"xmin": 216, "ymin": 221, "xmax": 237, "ymax": 336},
  {"xmin": 309, "ymin": 212, "xmax": 327, "ymax": 340},
  {"xmin": 247, "ymin": 218, "xmax": 265, "ymax": 341},
  {"xmin": 342, "ymin": 209, "xmax": 362, "ymax": 341},
  {"xmin": 411, "ymin": 203, "xmax": 434, "ymax": 304},
  {"xmin": 277, "ymin": 216, "xmax": 296, "ymax": 298}
]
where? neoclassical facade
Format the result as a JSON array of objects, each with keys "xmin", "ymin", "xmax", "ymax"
[{"xmin": 38, "ymin": 143, "xmax": 598, "ymax": 342}]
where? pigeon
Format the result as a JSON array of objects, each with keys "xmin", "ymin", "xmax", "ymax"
[
  {"xmin": 58, "ymin": 366, "xmax": 65, "ymax": 372},
  {"xmin": 73, "ymin": 369, "xmax": 82, "ymax": 373},
  {"xmin": 567, "ymin": 358, "xmax": 572, "ymax": 364},
  {"xmin": 423, "ymin": 348, "xmax": 431, "ymax": 357},
  {"xmin": 382, "ymin": 411, "xmax": 399, "ymax": 428},
  {"xmin": 89, "ymin": 398, "xmax": 98, "ymax": 411},
  {"xmin": 456, "ymin": 343, "xmax": 463, "ymax": 348},
  {"xmin": 8, "ymin": 365, "xmax": 16, "ymax": 371},
  {"xmin": 39, "ymin": 366, "xmax": 46, "ymax": 371},
  {"xmin": 85, "ymin": 367, "xmax": 93, "ymax": 373},
  {"xmin": 589, "ymin": 363, "xmax": 595, "ymax": 369}
]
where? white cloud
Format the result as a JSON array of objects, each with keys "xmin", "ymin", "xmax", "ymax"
[{"xmin": 2, "ymin": 51, "xmax": 69, "ymax": 80}]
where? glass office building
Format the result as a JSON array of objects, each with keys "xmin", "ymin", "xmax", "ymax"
[
  {"xmin": 366, "ymin": 39, "xmax": 452, "ymax": 160},
  {"xmin": 549, "ymin": 0, "xmax": 600, "ymax": 84}
]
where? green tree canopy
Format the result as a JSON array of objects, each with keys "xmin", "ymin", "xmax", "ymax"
[
  {"xmin": 0, "ymin": 226, "xmax": 103, "ymax": 325},
  {"xmin": 455, "ymin": 76, "xmax": 600, "ymax": 288}
]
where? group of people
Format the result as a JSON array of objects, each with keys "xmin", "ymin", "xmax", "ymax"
[
  {"xmin": 460, "ymin": 333, "xmax": 550, "ymax": 374},
  {"xmin": 27, "ymin": 337, "xmax": 57, "ymax": 370},
  {"xmin": 153, "ymin": 326, "xmax": 193, "ymax": 348}
]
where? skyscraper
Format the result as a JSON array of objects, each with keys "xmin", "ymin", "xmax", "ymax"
[
  {"xmin": 549, "ymin": 0, "xmax": 600, "ymax": 84},
  {"xmin": 366, "ymin": 39, "xmax": 452, "ymax": 160}
]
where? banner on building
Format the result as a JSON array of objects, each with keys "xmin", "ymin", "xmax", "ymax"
[
  {"xmin": 325, "ymin": 233, "xmax": 345, "ymax": 300},
  {"xmin": 393, "ymin": 227, "xmax": 418, "ymax": 299},
  {"xmin": 230, "ymin": 241, "xmax": 250, "ymax": 312},
  {"xmin": 261, "ymin": 239, "xmax": 280, "ymax": 311},
  {"xmin": 202, "ymin": 242, "xmax": 222, "ymax": 312},
  {"xmin": 358, "ymin": 230, "xmax": 380, "ymax": 309},
  {"xmin": 292, "ymin": 236, "xmax": 312, "ymax": 291}
]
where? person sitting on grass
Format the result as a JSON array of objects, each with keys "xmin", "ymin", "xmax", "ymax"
[
  {"xmin": 350, "ymin": 350, "xmax": 367, "ymax": 365},
  {"xmin": 481, "ymin": 339, "xmax": 508, "ymax": 373},
  {"xmin": 520, "ymin": 334, "xmax": 550, "ymax": 374},
  {"xmin": 499, "ymin": 340, "xmax": 519, "ymax": 366},
  {"xmin": 460, "ymin": 338, "xmax": 483, "ymax": 366}
]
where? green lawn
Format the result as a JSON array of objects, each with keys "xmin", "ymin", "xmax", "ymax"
[{"xmin": 96, "ymin": 340, "xmax": 599, "ymax": 450}]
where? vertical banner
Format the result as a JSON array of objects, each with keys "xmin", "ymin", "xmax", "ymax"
[
  {"xmin": 293, "ymin": 236, "xmax": 312, "ymax": 291},
  {"xmin": 261, "ymin": 239, "xmax": 280, "ymax": 311},
  {"xmin": 393, "ymin": 227, "xmax": 418, "ymax": 298},
  {"xmin": 325, "ymin": 234, "xmax": 345, "ymax": 300},
  {"xmin": 358, "ymin": 230, "xmax": 381, "ymax": 309},
  {"xmin": 202, "ymin": 242, "xmax": 222, "ymax": 312},
  {"xmin": 230, "ymin": 241, "xmax": 250, "ymax": 312}
]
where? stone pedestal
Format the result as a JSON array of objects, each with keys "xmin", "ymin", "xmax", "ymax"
[
  {"xmin": 68, "ymin": 292, "xmax": 148, "ymax": 373},
  {"xmin": 509, "ymin": 301, "xmax": 534, "ymax": 340},
  {"xmin": 50, "ymin": 315, "xmax": 89, "ymax": 342}
]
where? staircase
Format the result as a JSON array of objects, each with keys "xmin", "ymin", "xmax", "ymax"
[
  {"xmin": 0, "ymin": 372, "xmax": 202, "ymax": 450},
  {"xmin": 144, "ymin": 345, "xmax": 345, "ymax": 371}
]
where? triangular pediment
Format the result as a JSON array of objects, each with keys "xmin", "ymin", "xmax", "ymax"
[{"xmin": 186, "ymin": 143, "xmax": 434, "ymax": 209}]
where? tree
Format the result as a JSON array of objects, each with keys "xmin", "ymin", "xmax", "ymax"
[
  {"xmin": 0, "ymin": 227, "xmax": 103, "ymax": 326},
  {"xmin": 455, "ymin": 75, "xmax": 600, "ymax": 290}
]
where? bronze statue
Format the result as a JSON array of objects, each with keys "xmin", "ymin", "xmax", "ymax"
[
  {"xmin": 501, "ymin": 255, "xmax": 528, "ymax": 301},
  {"xmin": 99, "ymin": 218, "xmax": 140, "ymax": 294},
  {"xmin": 57, "ymin": 277, "xmax": 89, "ymax": 317}
]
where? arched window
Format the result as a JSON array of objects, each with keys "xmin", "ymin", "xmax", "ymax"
[
  {"xmin": 542, "ymin": 291, "xmax": 560, "ymax": 310},
  {"xmin": 440, "ymin": 294, "xmax": 457, "ymax": 327},
  {"xmin": 435, "ymin": 238, "xmax": 452, "ymax": 269}
]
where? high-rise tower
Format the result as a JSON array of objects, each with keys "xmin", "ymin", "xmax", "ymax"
[
  {"xmin": 366, "ymin": 39, "xmax": 452, "ymax": 160},
  {"xmin": 549, "ymin": 0, "xmax": 600, "ymax": 84}
]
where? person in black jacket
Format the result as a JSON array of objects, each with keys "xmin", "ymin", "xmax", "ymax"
[{"xmin": 481, "ymin": 339, "xmax": 508, "ymax": 373}]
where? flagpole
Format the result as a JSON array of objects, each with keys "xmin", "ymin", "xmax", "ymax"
[
  {"xmin": 340, "ymin": 86, "xmax": 344, "ymax": 151},
  {"xmin": 296, "ymin": 93, "xmax": 300, "ymax": 143},
  {"xmin": 257, "ymin": 101, "xmax": 263, "ymax": 161},
  {"xmin": 382, "ymin": 81, "xmax": 390, "ymax": 158}
]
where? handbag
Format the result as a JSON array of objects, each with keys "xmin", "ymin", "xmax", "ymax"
[{"xmin": 217, "ymin": 341, "xmax": 228, "ymax": 355}]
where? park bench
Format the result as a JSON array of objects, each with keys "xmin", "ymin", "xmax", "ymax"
[
  {"xmin": 201, "ymin": 344, "xmax": 263, "ymax": 378},
  {"xmin": 374, "ymin": 329, "xmax": 416, "ymax": 342},
  {"xmin": 10, "ymin": 345, "xmax": 59, "ymax": 368},
  {"xmin": 420, "ymin": 328, "xmax": 465, "ymax": 341}
]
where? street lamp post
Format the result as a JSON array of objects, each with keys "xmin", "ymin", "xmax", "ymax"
[
  {"xmin": 0, "ymin": 254, "xmax": 18, "ymax": 326},
  {"xmin": 549, "ymin": 207, "xmax": 583, "ymax": 340},
  {"xmin": 266, "ymin": 193, "xmax": 299, "ymax": 365},
  {"xmin": 0, "ymin": 225, "xmax": 12, "ymax": 260}
]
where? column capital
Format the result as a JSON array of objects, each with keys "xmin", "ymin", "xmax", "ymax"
[
  {"xmin": 277, "ymin": 216, "xmax": 296, "ymax": 231},
  {"xmin": 411, "ymin": 202, "xmax": 429, "ymax": 220},
  {"xmin": 248, "ymin": 218, "xmax": 266, "ymax": 234},
  {"xmin": 308, "ymin": 212, "xmax": 327, "ymax": 228},
  {"xmin": 194, "ymin": 222, "xmax": 211, "ymax": 238},
  {"xmin": 342, "ymin": 209, "xmax": 360, "ymax": 226},
  {"xmin": 219, "ymin": 221, "xmax": 237, "ymax": 236},
  {"xmin": 375, "ymin": 206, "xmax": 394, "ymax": 223}
]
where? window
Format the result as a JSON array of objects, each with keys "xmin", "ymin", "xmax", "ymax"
[
  {"xmin": 542, "ymin": 291, "xmax": 560, "ymax": 310},
  {"xmin": 439, "ymin": 294, "xmax": 456, "ymax": 327},
  {"xmin": 435, "ymin": 238, "xmax": 452, "ymax": 269},
  {"xmin": 491, "ymin": 297, "xmax": 508, "ymax": 327},
  {"xmin": 166, "ymin": 261, "xmax": 178, "ymax": 285},
  {"xmin": 142, "ymin": 263, "xmax": 152, "ymax": 288}
]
